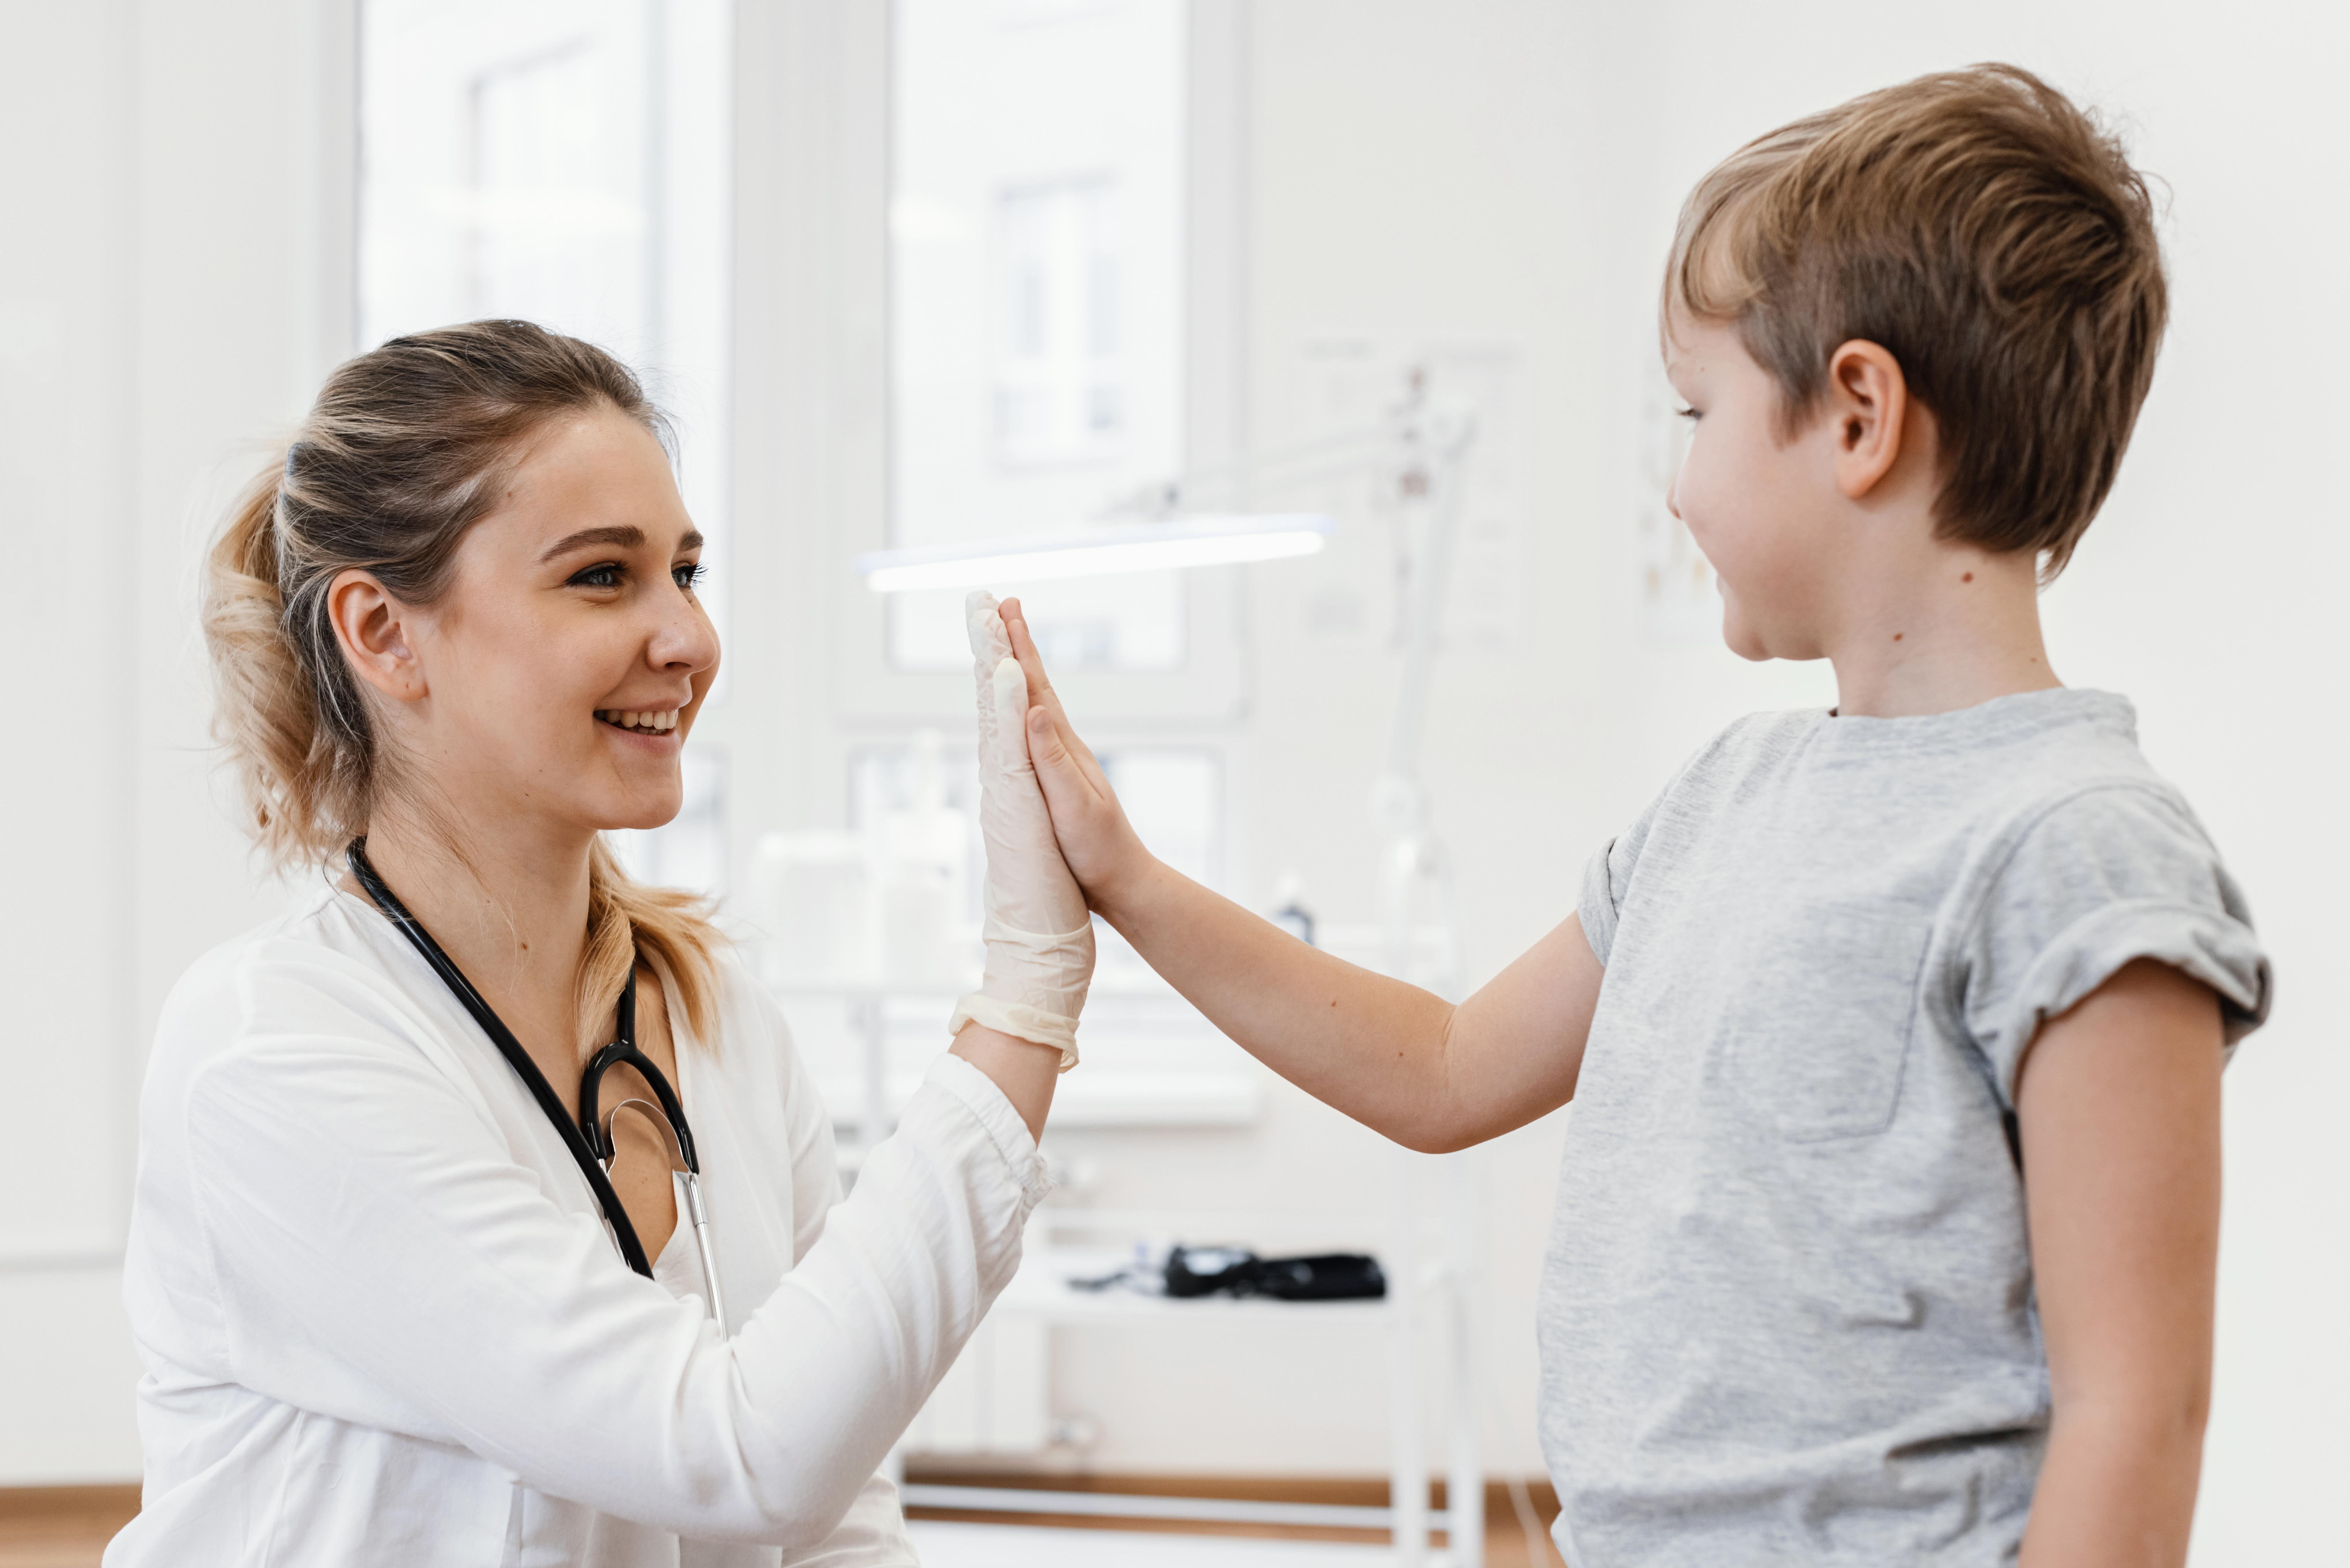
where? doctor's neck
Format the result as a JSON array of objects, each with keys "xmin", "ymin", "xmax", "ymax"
[{"xmin": 352, "ymin": 801, "xmax": 599, "ymax": 1026}]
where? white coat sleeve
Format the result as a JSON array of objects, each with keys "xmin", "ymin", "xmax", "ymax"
[{"xmin": 181, "ymin": 952, "xmax": 1047, "ymax": 1550}]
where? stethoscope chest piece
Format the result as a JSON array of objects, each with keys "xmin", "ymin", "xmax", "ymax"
[{"xmin": 581, "ymin": 970, "xmax": 728, "ymax": 1333}]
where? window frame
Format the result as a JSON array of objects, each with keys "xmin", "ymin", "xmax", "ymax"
[{"xmin": 816, "ymin": 0, "xmax": 1255, "ymax": 726}]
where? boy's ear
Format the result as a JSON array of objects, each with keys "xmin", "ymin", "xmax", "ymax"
[
  {"xmin": 328, "ymin": 568, "xmax": 428, "ymax": 705},
  {"xmin": 1824, "ymin": 339, "xmax": 1912, "ymax": 501}
]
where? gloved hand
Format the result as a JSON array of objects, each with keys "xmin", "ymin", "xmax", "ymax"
[{"xmin": 947, "ymin": 592, "xmax": 1095, "ymax": 1070}]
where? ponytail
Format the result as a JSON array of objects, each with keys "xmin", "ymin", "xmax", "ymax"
[
  {"xmin": 581, "ymin": 838, "xmax": 721, "ymax": 1057},
  {"xmin": 203, "ymin": 459, "xmax": 359, "ymax": 867}
]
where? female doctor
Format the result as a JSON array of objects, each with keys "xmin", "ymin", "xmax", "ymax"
[{"xmin": 109, "ymin": 321, "xmax": 1095, "ymax": 1566}]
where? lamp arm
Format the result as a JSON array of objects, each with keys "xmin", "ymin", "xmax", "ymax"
[
  {"xmin": 1096, "ymin": 425, "xmax": 1396, "ymax": 521},
  {"xmin": 1381, "ymin": 414, "xmax": 1475, "ymax": 787}
]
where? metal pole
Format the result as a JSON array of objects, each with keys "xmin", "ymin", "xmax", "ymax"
[
  {"xmin": 1389, "ymin": 1144, "xmax": 1429, "ymax": 1567},
  {"xmin": 1447, "ymin": 1149, "xmax": 1485, "ymax": 1568},
  {"xmin": 1381, "ymin": 391, "xmax": 1476, "ymax": 787}
]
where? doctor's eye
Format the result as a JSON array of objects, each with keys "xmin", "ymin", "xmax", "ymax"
[
  {"xmin": 673, "ymin": 562, "xmax": 707, "ymax": 591},
  {"xmin": 568, "ymin": 562, "xmax": 625, "ymax": 590}
]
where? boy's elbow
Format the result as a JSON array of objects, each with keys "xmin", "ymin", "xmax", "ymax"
[{"xmin": 1383, "ymin": 1106, "xmax": 1483, "ymax": 1155}]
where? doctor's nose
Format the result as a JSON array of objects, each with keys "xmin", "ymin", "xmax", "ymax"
[{"xmin": 649, "ymin": 585, "xmax": 720, "ymax": 677}]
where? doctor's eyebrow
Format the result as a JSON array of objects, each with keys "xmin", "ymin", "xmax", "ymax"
[{"xmin": 539, "ymin": 525, "xmax": 703, "ymax": 562}]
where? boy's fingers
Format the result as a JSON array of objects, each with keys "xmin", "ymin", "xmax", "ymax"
[
  {"xmin": 1000, "ymin": 598, "xmax": 1107, "ymax": 779},
  {"xmin": 1025, "ymin": 706, "xmax": 1094, "ymax": 825},
  {"xmin": 999, "ymin": 599, "xmax": 1072, "ymax": 724}
]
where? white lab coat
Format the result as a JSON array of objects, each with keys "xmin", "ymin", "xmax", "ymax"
[{"xmin": 108, "ymin": 887, "xmax": 1049, "ymax": 1566}]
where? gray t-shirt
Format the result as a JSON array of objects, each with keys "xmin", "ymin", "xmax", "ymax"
[{"xmin": 1541, "ymin": 689, "xmax": 2270, "ymax": 1566}]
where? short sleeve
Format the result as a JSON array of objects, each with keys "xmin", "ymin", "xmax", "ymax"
[
  {"xmin": 1579, "ymin": 793, "xmax": 1668, "ymax": 969},
  {"xmin": 1960, "ymin": 784, "xmax": 2271, "ymax": 1101}
]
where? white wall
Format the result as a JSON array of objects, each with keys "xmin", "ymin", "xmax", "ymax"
[
  {"xmin": 0, "ymin": 0, "xmax": 142, "ymax": 1480},
  {"xmin": 0, "ymin": 0, "xmax": 336, "ymax": 1482}
]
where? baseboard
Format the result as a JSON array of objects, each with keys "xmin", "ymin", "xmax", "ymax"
[
  {"xmin": 901, "ymin": 1466, "xmax": 1559, "ymax": 1519},
  {"xmin": 0, "ymin": 1475, "xmax": 1560, "ymax": 1538},
  {"xmin": 0, "ymin": 1483, "xmax": 142, "ymax": 1542}
]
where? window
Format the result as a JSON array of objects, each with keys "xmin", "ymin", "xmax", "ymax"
[
  {"xmin": 359, "ymin": 0, "xmax": 734, "ymax": 891},
  {"xmin": 888, "ymin": 0, "xmax": 1189, "ymax": 674}
]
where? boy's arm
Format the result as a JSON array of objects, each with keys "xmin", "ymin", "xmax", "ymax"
[
  {"xmin": 2015, "ymin": 958, "xmax": 2223, "ymax": 1568},
  {"xmin": 1000, "ymin": 600, "xmax": 1601, "ymax": 1153}
]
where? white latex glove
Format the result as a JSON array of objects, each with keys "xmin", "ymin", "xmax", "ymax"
[{"xmin": 947, "ymin": 591, "xmax": 1095, "ymax": 1070}]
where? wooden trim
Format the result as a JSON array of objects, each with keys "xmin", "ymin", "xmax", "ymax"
[
  {"xmin": 0, "ymin": 1476, "xmax": 1562, "ymax": 1561},
  {"xmin": 0, "ymin": 1483, "xmax": 141, "ymax": 1558},
  {"xmin": 903, "ymin": 1466, "xmax": 1558, "ymax": 1515},
  {"xmin": 0, "ymin": 1487, "xmax": 140, "ymax": 1520},
  {"xmin": 900, "ymin": 1470, "xmax": 1564, "ymax": 1561}
]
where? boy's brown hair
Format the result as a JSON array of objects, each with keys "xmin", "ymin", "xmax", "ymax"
[{"xmin": 1667, "ymin": 64, "xmax": 2165, "ymax": 576}]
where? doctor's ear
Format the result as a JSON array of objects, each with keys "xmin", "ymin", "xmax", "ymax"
[{"xmin": 327, "ymin": 569, "xmax": 427, "ymax": 705}]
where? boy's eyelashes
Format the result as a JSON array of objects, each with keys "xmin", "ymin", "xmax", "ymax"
[{"xmin": 1673, "ymin": 404, "xmax": 1702, "ymax": 421}]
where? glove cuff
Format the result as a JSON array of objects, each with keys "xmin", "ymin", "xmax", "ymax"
[{"xmin": 950, "ymin": 995, "xmax": 1081, "ymax": 1073}]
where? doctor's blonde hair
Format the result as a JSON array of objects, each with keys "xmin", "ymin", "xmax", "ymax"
[{"xmin": 205, "ymin": 320, "xmax": 723, "ymax": 1057}]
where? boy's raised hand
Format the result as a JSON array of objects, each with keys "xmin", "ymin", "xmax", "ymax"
[
  {"xmin": 995, "ymin": 597, "xmax": 1156, "ymax": 918},
  {"xmin": 991, "ymin": 595, "xmax": 1595, "ymax": 1154}
]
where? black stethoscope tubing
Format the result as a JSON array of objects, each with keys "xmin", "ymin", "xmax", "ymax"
[{"xmin": 345, "ymin": 838, "xmax": 671, "ymax": 1278}]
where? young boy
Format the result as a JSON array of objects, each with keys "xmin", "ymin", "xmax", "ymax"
[{"xmin": 988, "ymin": 64, "xmax": 2270, "ymax": 1565}]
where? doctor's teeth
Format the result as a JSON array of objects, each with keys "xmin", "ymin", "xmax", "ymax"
[{"xmin": 598, "ymin": 708, "xmax": 678, "ymax": 731}]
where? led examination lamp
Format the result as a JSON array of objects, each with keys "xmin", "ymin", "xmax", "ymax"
[{"xmin": 854, "ymin": 512, "xmax": 1335, "ymax": 593}]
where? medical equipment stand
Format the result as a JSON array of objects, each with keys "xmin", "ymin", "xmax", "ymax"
[{"xmin": 1373, "ymin": 380, "xmax": 1484, "ymax": 1568}]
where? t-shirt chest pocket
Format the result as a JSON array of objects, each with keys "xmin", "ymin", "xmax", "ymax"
[{"xmin": 1725, "ymin": 900, "xmax": 1933, "ymax": 1142}]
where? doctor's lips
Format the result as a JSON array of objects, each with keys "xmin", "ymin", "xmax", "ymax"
[{"xmin": 596, "ymin": 708, "xmax": 681, "ymax": 734}]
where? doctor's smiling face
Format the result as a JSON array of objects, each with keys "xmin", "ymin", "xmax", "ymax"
[{"xmin": 329, "ymin": 403, "xmax": 719, "ymax": 844}]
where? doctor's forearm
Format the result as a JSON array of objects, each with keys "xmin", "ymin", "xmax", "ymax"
[{"xmin": 949, "ymin": 1023, "xmax": 1059, "ymax": 1142}]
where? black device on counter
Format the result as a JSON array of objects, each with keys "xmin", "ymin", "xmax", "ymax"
[{"xmin": 1164, "ymin": 1245, "xmax": 1386, "ymax": 1301}]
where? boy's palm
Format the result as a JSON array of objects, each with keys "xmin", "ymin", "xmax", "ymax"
[{"xmin": 996, "ymin": 598, "xmax": 1153, "ymax": 913}]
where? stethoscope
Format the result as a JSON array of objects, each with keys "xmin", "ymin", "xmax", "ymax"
[{"xmin": 346, "ymin": 840, "xmax": 728, "ymax": 1331}]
